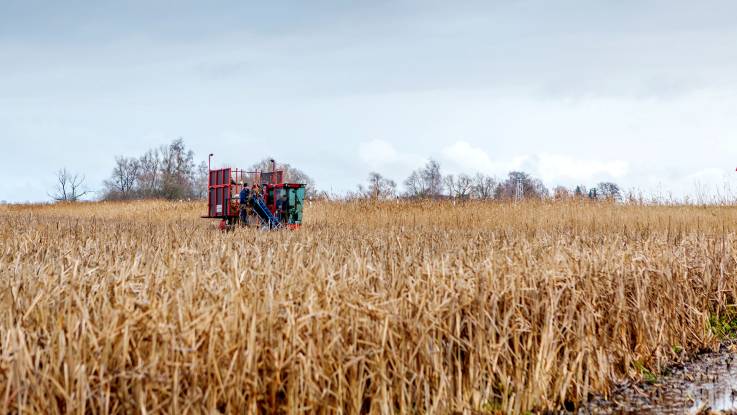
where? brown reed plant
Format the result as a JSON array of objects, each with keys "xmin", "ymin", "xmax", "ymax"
[{"xmin": 1, "ymin": 199, "xmax": 737, "ymax": 413}]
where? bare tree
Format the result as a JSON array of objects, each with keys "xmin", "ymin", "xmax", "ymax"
[
  {"xmin": 596, "ymin": 182, "xmax": 622, "ymax": 201},
  {"xmin": 404, "ymin": 159, "xmax": 444, "ymax": 198},
  {"xmin": 443, "ymin": 174, "xmax": 456, "ymax": 197},
  {"xmin": 193, "ymin": 161, "xmax": 208, "ymax": 199},
  {"xmin": 160, "ymin": 138, "xmax": 196, "ymax": 199},
  {"xmin": 495, "ymin": 171, "xmax": 548, "ymax": 200},
  {"xmin": 403, "ymin": 171, "xmax": 421, "ymax": 198},
  {"xmin": 358, "ymin": 172, "xmax": 396, "ymax": 199},
  {"xmin": 444, "ymin": 173, "xmax": 473, "ymax": 199},
  {"xmin": 573, "ymin": 185, "xmax": 588, "ymax": 198},
  {"xmin": 422, "ymin": 159, "xmax": 444, "ymax": 198},
  {"xmin": 101, "ymin": 138, "xmax": 209, "ymax": 201},
  {"xmin": 50, "ymin": 168, "xmax": 88, "ymax": 202},
  {"xmin": 103, "ymin": 156, "xmax": 140, "ymax": 200},
  {"xmin": 472, "ymin": 173, "xmax": 497, "ymax": 200},
  {"xmin": 457, "ymin": 174, "xmax": 473, "ymax": 199},
  {"xmin": 136, "ymin": 148, "xmax": 161, "ymax": 197}
]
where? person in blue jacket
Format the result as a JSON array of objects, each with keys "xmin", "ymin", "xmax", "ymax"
[
  {"xmin": 239, "ymin": 183, "xmax": 250, "ymax": 225},
  {"xmin": 276, "ymin": 193, "xmax": 289, "ymax": 223}
]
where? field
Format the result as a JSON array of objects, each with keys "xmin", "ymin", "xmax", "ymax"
[{"xmin": 2, "ymin": 200, "xmax": 737, "ymax": 413}]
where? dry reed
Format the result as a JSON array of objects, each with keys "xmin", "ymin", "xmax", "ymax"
[{"xmin": 1, "ymin": 199, "xmax": 737, "ymax": 413}]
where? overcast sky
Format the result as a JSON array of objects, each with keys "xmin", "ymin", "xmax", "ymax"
[{"xmin": 2, "ymin": 0, "xmax": 737, "ymax": 202}]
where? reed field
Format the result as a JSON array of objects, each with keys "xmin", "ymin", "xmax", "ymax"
[{"xmin": 2, "ymin": 199, "xmax": 737, "ymax": 413}]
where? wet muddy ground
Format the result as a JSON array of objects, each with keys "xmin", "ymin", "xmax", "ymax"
[{"xmin": 581, "ymin": 342, "xmax": 737, "ymax": 414}]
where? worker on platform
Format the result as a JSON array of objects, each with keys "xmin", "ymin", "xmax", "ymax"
[
  {"xmin": 276, "ymin": 193, "xmax": 289, "ymax": 223},
  {"xmin": 251, "ymin": 184, "xmax": 262, "ymax": 201},
  {"xmin": 239, "ymin": 182, "xmax": 250, "ymax": 225}
]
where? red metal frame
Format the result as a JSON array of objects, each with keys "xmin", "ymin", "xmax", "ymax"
[
  {"xmin": 207, "ymin": 168, "xmax": 231, "ymax": 217},
  {"xmin": 204, "ymin": 168, "xmax": 289, "ymax": 219},
  {"xmin": 203, "ymin": 157, "xmax": 304, "ymax": 230}
]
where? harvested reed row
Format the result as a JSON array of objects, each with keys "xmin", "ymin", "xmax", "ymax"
[{"xmin": 1, "ymin": 200, "xmax": 736, "ymax": 413}]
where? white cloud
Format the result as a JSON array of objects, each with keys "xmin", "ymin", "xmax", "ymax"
[
  {"xmin": 359, "ymin": 140, "xmax": 400, "ymax": 166},
  {"xmin": 442, "ymin": 141, "xmax": 534, "ymax": 176},
  {"xmin": 442, "ymin": 141, "xmax": 508, "ymax": 174},
  {"xmin": 358, "ymin": 140, "xmax": 426, "ymax": 168},
  {"xmin": 441, "ymin": 141, "xmax": 628, "ymax": 184},
  {"xmin": 443, "ymin": 141, "xmax": 492, "ymax": 170},
  {"xmin": 357, "ymin": 140, "xmax": 426, "ymax": 184},
  {"xmin": 536, "ymin": 154, "xmax": 629, "ymax": 182}
]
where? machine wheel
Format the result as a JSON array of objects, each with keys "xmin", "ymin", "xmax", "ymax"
[{"xmin": 218, "ymin": 218, "xmax": 238, "ymax": 232}]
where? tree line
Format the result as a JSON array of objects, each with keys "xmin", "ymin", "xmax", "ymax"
[
  {"xmin": 102, "ymin": 138, "xmax": 208, "ymax": 200},
  {"xmin": 49, "ymin": 138, "xmax": 318, "ymax": 202},
  {"xmin": 101, "ymin": 139, "xmax": 321, "ymax": 201},
  {"xmin": 351, "ymin": 159, "xmax": 622, "ymax": 201},
  {"xmin": 49, "ymin": 141, "xmax": 621, "ymax": 203}
]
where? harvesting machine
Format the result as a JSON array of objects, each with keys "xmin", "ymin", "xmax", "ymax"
[{"xmin": 202, "ymin": 156, "xmax": 305, "ymax": 230}]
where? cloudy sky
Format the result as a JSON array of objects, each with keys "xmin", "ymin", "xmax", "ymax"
[{"xmin": 2, "ymin": 0, "xmax": 737, "ymax": 202}]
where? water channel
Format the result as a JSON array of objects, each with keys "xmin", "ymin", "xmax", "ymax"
[{"xmin": 582, "ymin": 343, "xmax": 737, "ymax": 414}]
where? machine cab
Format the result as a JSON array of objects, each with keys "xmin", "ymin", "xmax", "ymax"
[{"xmin": 266, "ymin": 183, "xmax": 305, "ymax": 227}]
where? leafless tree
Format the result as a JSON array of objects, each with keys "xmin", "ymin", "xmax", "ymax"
[
  {"xmin": 403, "ymin": 171, "xmax": 422, "ymax": 198},
  {"xmin": 159, "ymin": 138, "xmax": 196, "ymax": 199},
  {"xmin": 495, "ymin": 171, "xmax": 548, "ymax": 200},
  {"xmin": 596, "ymin": 182, "xmax": 622, "ymax": 201},
  {"xmin": 50, "ymin": 168, "xmax": 88, "ymax": 202},
  {"xmin": 404, "ymin": 159, "xmax": 444, "ymax": 198},
  {"xmin": 192, "ymin": 161, "xmax": 209, "ymax": 199},
  {"xmin": 444, "ymin": 173, "xmax": 473, "ymax": 199},
  {"xmin": 456, "ymin": 174, "xmax": 473, "ymax": 198},
  {"xmin": 471, "ymin": 173, "xmax": 497, "ymax": 200},
  {"xmin": 573, "ymin": 185, "xmax": 588, "ymax": 198},
  {"xmin": 101, "ymin": 138, "xmax": 209, "ymax": 201},
  {"xmin": 358, "ymin": 172, "xmax": 396, "ymax": 199},
  {"xmin": 103, "ymin": 156, "xmax": 140, "ymax": 199},
  {"xmin": 422, "ymin": 160, "xmax": 444, "ymax": 198},
  {"xmin": 136, "ymin": 148, "xmax": 161, "ymax": 197},
  {"xmin": 444, "ymin": 175, "xmax": 456, "ymax": 197}
]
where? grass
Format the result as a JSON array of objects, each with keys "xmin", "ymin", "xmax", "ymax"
[
  {"xmin": 709, "ymin": 309, "xmax": 737, "ymax": 339},
  {"xmin": 1, "ymin": 199, "xmax": 737, "ymax": 413},
  {"xmin": 632, "ymin": 360, "xmax": 658, "ymax": 384}
]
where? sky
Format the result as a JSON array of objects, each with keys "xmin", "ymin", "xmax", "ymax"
[{"xmin": 2, "ymin": 0, "xmax": 737, "ymax": 202}]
